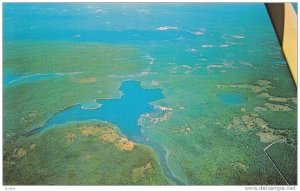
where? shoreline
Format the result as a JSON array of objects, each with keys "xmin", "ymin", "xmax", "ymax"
[{"xmin": 22, "ymin": 79, "xmax": 182, "ymax": 184}]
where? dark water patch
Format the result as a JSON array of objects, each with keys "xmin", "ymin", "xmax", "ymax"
[
  {"xmin": 219, "ymin": 92, "xmax": 246, "ymax": 106},
  {"xmin": 292, "ymin": 3, "xmax": 297, "ymax": 14}
]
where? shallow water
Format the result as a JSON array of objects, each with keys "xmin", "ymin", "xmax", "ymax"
[{"xmin": 81, "ymin": 101, "xmax": 102, "ymax": 110}]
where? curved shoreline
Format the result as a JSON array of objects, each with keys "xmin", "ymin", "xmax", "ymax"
[
  {"xmin": 26, "ymin": 118, "xmax": 184, "ymax": 185},
  {"xmin": 24, "ymin": 80, "xmax": 183, "ymax": 184},
  {"xmin": 133, "ymin": 136, "xmax": 184, "ymax": 185}
]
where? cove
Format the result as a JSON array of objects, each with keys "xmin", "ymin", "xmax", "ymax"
[{"xmin": 219, "ymin": 92, "xmax": 246, "ymax": 106}]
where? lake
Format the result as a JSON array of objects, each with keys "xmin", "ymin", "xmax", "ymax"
[{"xmin": 27, "ymin": 80, "xmax": 164, "ymax": 139}]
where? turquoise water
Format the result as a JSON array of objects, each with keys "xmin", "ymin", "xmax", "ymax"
[
  {"xmin": 3, "ymin": 3, "xmax": 297, "ymax": 185},
  {"xmin": 3, "ymin": 75, "xmax": 22, "ymax": 85},
  {"xmin": 27, "ymin": 80, "xmax": 163, "ymax": 139},
  {"xmin": 219, "ymin": 92, "xmax": 246, "ymax": 106},
  {"xmin": 292, "ymin": 3, "xmax": 297, "ymax": 13}
]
